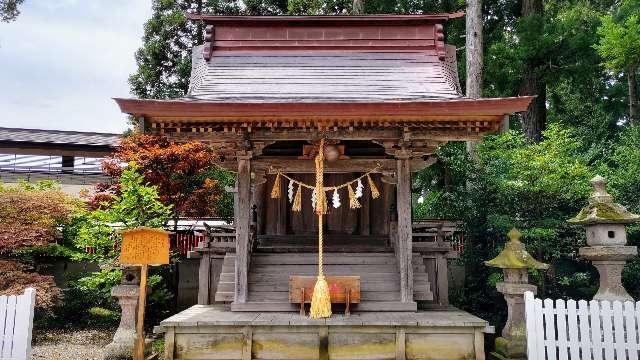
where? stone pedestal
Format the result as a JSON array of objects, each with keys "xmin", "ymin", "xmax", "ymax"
[
  {"xmin": 579, "ymin": 246, "xmax": 637, "ymax": 302},
  {"xmin": 103, "ymin": 284, "xmax": 139, "ymax": 360},
  {"xmin": 491, "ymin": 270, "xmax": 537, "ymax": 360}
]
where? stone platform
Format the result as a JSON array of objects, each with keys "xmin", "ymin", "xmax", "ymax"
[{"xmin": 157, "ymin": 305, "xmax": 490, "ymax": 360}]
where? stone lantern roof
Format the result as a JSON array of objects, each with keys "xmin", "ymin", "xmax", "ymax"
[
  {"xmin": 485, "ymin": 228, "xmax": 549, "ymax": 270},
  {"xmin": 569, "ymin": 175, "xmax": 639, "ymax": 225}
]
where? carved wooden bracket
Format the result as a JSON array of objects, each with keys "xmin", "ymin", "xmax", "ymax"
[
  {"xmin": 203, "ymin": 25, "xmax": 215, "ymax": 61},
  {"xmin": 252, "ymin": 169, "xmax": 268, "ymax": 186},
  {"xmin": 435, "ymin": 23, "xmax": 446, "ymax": 60}
]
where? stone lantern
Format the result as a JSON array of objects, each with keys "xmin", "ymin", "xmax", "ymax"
[
  {"xmin": 569, "ymin": 175, "xmax": 639, "ymax": 301},
  {"xmin": 104, "ymin": 267, "xmax": 140, "ymax": 360},
  {"xmin": 485, "ymin": 228, "xmax": 549, "ymax": 360}
]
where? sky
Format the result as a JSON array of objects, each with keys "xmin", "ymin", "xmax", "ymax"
[{"xmin": 0, "ymin": 0, "xmax": 152, "ymax": 134}]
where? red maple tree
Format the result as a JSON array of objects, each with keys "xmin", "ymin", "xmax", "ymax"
[
  {"xmin": 98, "ymin": 134, "xmax": 231, "ymax": 220},
  {"xmin": 0, "ymin": 188, "xmax": 80, "ymax": 253},
  {"xmin": 0, "ymin": 186, "xmax": 80, "ymax": 309}
]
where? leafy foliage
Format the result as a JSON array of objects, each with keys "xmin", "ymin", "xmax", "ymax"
[
  {"xmin": 0, "ymin": 182, "xmax": 83, "ymax": 253},
  {"xmin": 415, "ymin": 123, "xmax": 639, "ymax": 331},
  {"xmin": 0, "ymin": 260, "xmax": 61, "ymax": 311},
  {"xmin": 73, "ymin": 163, "xmax": 173, "ymax": 260},
  {"xmin": 41, "ymin": 165, "xmax": 175, "ymax": 328},
  {"xmin": 0, "ymin": 0, "xmax": 22, "ymax": 22},
  {"xmin": 100, "ymin": 134, "xmax": 233, "ymax": 221},
  {"xmin": 0, "ymin": 182, "xmax": 83, "ymax": 311},
  {"xmin": 595, "ymin": 10, "xmax": 640, "ymax": 73}
]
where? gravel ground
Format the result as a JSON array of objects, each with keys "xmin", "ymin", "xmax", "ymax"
[{"xmin": 31, "ymin": 328, "xmax": 115, "ymax": 360}]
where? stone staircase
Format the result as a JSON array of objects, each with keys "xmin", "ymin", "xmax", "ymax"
[{"xmin": 215, "ymin": 252, "xmax": 433, "ymax": 311}]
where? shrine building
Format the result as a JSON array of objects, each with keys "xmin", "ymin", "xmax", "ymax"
[{"xmin": 116, "ymin": 13, "xmax": 532, "ymax": 360}]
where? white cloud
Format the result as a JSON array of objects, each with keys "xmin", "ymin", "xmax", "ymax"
[{"xmin": 0, "ymin": 0, "xmax": 152, "ymax": 133}]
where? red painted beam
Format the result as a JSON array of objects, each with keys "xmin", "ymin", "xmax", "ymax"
[{"xmin": 186, "ymin": 13, "xmax": 465, "ymax": 26}]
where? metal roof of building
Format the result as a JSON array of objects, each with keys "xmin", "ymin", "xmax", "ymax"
[
  {"xmin": 187, "ymin": 47, "xmax": 462, "ymax": 102},
  {"xmin": 0, "ymin": 127, "xmax": 121, "ymax": 147}
]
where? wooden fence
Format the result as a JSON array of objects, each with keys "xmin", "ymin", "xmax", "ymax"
[
  {"xmin": 0, "ymin": 288, "xmax": 36, "ymax": 360},
  {"xmin": 525, "ymin": 291, "xmax": 640, "ymax": 360}
]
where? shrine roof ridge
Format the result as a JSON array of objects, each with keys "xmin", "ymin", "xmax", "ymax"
[{"xmin": 186, "ymin": 13, "xmax": 465, "ymax": 25}]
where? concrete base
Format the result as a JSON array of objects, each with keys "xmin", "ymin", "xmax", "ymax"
[{"xmin": 158, "ymin": 305, "xmax": 489, "ymax": 360}]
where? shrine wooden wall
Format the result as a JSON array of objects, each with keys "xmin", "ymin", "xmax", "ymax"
[{"xmin": 260, "ymin": 173, "xmax": 392, "ymax": 237}]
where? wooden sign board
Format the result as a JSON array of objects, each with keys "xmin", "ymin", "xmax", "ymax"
[{"xmin": 119, "ymin": 227, "xmax": 170, "ymax": 266}]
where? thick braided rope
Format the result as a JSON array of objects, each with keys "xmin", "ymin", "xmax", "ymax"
[
  {"xmin": 318, "ymin": 213, "xmax": 324, "ymax": 277},
  {"xmin": 315, "ymin": 139, "xmax": 325, "ymax": 277}
]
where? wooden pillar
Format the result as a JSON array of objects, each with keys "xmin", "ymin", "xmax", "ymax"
[
  {"xmin": 253, "ymin": 171, "xmax": 267, "ymax": 236},
  {"xmin": 235, "ymin": 152, "xmax": 252, "ymax": 304},
  {"xmin": 396, "ymin": 151, "xmax": 414, "ymax": 303},
  {"xmin": 276, "ymin": 176, "xmax": 288, "ymax": 235},
  {"xmin": 360, "ymin": 180, "xmax": 371, "ymax": 235},
  {"xmin": 435, "ymin": 228, "xmax": 449, "ymax": 306},
  {"xmin": 382, "ymin": 181, "xmax": 395, "ymax": 240},
  {"xmin": 196, "ymin": 247, "xmax": 211, "ymax": 305}
]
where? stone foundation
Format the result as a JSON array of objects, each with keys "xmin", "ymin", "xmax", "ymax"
[{"xmin": 159, "ymin": 306, "xmax": 489, "ymax": 360}]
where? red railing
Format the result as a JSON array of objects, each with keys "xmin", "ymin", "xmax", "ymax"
[{"xmin": 172, "ymin": 233, "xmax": 207, "ymax": 257}]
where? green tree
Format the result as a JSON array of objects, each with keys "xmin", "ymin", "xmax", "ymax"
[
  {"xmin": 0, "ymin": 0, "xmax": 23, "ymax": 22},
  {"xmin": 596, "ymin": 4, "xmax": 640, "ymax": 125},
  {"xmin": 484, "ymin": 0, "xmax": 623, "ymax": 143},
  {"xmin": 74, "ymin": 162, "xmax": 172, "ymax": 259},
  {"xmin": 48, "ymin": 164, "xmax": 175, "ymax": 328},
  {"xmin": 415, "ymin": 124, "xmax": 602, "ymax": 326}
]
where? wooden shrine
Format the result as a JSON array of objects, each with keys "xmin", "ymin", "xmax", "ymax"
[{"xmin": 116, "ymin": 13, "xmax": 532, "ymax": 360}]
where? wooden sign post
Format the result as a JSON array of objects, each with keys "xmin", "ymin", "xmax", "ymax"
[{"xmin": 119, "ymin": 227, "xmax": 170, "ymax": 360}]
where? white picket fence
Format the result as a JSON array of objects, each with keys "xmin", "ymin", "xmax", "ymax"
[
  {"xmin": 0, "ymin": 288, "xmax": 36, "ymax": 360},
  {"xmin": 525, "ymin": 291, "xmax": 640, "ymax": 359}
]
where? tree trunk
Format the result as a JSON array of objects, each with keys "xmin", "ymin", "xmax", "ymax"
[
  {"xmin": 518, "ymin": 0, "xmax": 546, "ymax": 142},
  {"xmin": 519, "ymin": 69, "xmax": 547, "ymax": 142},
  {"xmin": 628, "ymin": 65, "xmax": 639, "ymax": 126},
  {"xmin": 465, "ymin": 0, "xmax": 483, "ymax": 99},
  {"xmin": 465, "ymin": 0, "xmax": 483, "ymax": 158}
]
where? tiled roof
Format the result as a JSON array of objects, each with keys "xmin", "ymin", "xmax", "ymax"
[{"xmin": 0, "ymin": 127, "xmax": 121, "ymax": 147}]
